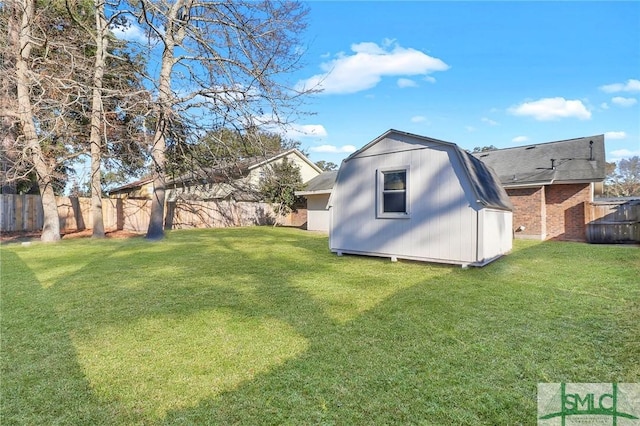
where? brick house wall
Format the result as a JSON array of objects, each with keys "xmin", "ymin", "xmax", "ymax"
[
  {"xmin": 507, "ymin": 183, "xmax": 592, "ymax": 241},
  {"xmin": 545, "ymin": 183, "xmax": 592, "ymax": 241},
  {"xmin": 507, "ymin": 187, "xmax": 546, "ymax": 240}
]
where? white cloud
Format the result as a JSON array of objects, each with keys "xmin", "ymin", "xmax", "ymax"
[
  {"xmin": 604, "ymin": 131, "xmax": 627, "ymax": 140},
  {"xmin": 512, "ymin": 136, "xmax": 529, "ymax": 143},
  {"xmin": 599, "ymin": 79, "xmax": 640, "ymax": 93},
  {"xmin": 397, "ymin": 78, "xmax": 418, "ymax": 88},
  {"xmin": 411, "ymin": 115, "xmax": 427, "ymax": 123},
  {"xmin": 508, "ymin": 97, "xmax": 591, "ymax": 121},
  {"xmin": 296, "ymin": 41, "xmax": 449, "ymax": 95},
  {"xmin": 110, "ymin": 21, "xmax": 149, "ymax": 43},
  {"xmin": 310, "ymin": 144, "xmax": 357, "ymax": 154},
  {"xmin": 611, "ymin": 96, "xmax": 638, "ymax": 107},
  {"xmin": 610, "ymin": 148, "xmax": 640, "ymax": 162},
  {"xmin": 600, "ymin": 102, "xmax": 609, "ymax": 110},
  {"xmin": 424, "ymin": 76, "xmax": 437, "ymax": 84},
  {"xmin": 285, "ymin": 124, "xmax": 328, "ymax": 140},
  {"xmin": 465, "ymin": 126, "xmax": 476, "ymax": 132},
  {"xmin": 481, "ymin": 117, "xmax": 498, "ymax": 126}
]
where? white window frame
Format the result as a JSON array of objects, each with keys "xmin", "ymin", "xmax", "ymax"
[{"xmin": 377, "ymin": 166, "xmax": 411, "ymax": 219}]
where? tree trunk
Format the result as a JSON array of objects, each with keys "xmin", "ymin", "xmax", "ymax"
[
  {"xmin": 145, "ymin": 0, "xmax": 183, "ymax": 240},
  {"xmin": 13, "ymin": 0, "xmax": 60, "ymax": 241},
  {"xmin": 89, "ymin": 0, "xmax": 108, "ymax": 238},
  {"xmin": 146, "ymin": 127, "xmax": 167, "ymax": 239}
]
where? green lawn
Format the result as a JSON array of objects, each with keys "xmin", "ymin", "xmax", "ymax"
[{"xmin": 1, "ymin": 227, "xmax": 638, "ymax": 425}]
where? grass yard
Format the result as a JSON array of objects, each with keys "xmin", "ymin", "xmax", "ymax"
[{"xmin": 1, "ymin": 227, "xmax": 638, "ymax": 425}]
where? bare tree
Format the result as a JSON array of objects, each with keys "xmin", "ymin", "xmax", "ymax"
[
  {"xmin": 131, "ymin": 0, "xmax": 314, "ymax": 239},
  {"xmin": 605, "ymin": 156, "xmax": 640, "ymax": 197}
]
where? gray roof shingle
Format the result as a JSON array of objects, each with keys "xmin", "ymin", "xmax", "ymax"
[
  {"xmin": 456, "ymin": 148, "xmax": 514, "ymax": 211},
  {"xmin": 473, "ymin": 135, "xmax": 605, "ymax": 187},
  {"xmin": 296, "ymin": 171, "xmax": 337, "ymax": 195}
]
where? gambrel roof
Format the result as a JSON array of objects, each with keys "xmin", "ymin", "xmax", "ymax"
[{"xmin": 342, "ymin": 129, "xmax": 513, "ymax": 211}]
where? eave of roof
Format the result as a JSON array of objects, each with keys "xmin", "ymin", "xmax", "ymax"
[
  {"xmin": 108, "ymin": 177, "xmax": 154, "ymax": 193},
  {"xmin": 295, "ymin": 189, "xmax": 333, "ymax": 196}
]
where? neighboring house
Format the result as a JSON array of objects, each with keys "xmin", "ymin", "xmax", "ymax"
[
  {"xmin": 108, "ymin": 177, "xmax": 154, "ymax": 199},
  {"xmin": 329, "ymin": 129, "xmax": 513, "ymax": 267},
  {"xmin": 295, "ymin": 171, "xmax": 337, "ymax": 232},
  {"xmin": 473, "ymin": 135, "xmax": 605, "ymax": 241},
  {"xmin": 109, "ymin": 149, "xmax": 322, "ymax": 202}
]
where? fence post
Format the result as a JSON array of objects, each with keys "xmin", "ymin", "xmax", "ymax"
[
  {"xmin": 70, "ymin": 197, "xmax": 86, "ymax": 230},
  {"xmin": 116, "ymin": 198, "xmax": 124, "ymax": 231}
]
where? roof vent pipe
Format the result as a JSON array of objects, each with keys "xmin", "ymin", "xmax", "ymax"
[
  {"xmin": 551, "ymin": 159, "xmax": 556, "ymax": 170},
  {"xmin": 589, "ymin": 140, "xmax": 594, "ymax": 161}
]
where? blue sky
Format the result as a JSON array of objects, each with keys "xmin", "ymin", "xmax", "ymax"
[{"xmin": 287, "ymin": 1, "xmax": 640, "ymax": 166}]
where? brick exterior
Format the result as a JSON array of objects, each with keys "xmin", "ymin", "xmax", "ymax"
[
  {"xmin": 508, "ymin": 187, "xmax": 546, "ymax": 239},
  {"xmin": 545, "ymin": 183, "xmax": 592, "ymax": 241},
  {"xmin": 507, "ymin": 183, "xmax": 592, "ymax": 241}
]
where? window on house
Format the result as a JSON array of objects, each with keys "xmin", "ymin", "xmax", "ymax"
[{"xmin": 377, "ymin": 167, "xmax": 410, "ymax": 218}]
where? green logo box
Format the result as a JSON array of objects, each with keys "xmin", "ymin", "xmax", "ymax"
[{"xmin": 538, "ymin": 383, "xmax": 640, "ymax": 425}]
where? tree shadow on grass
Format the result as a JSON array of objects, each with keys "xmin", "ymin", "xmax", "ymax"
[
  {"xmin": 158, "ymin": 268, "xmax": 532, "ymax": 425},
  {"xmin": 3, "ymin": 232, "xmax": 638, "ymax": 425},
  {"xmin": 159, "ymin": 239, "xmax": 639, "ymax": 425},
  {"xmin": 0, "ymin": 250, "xmax": 121, "ymax": 425},
  {"xmin": 20, "ymin": 229, "xmax": 454, "ymax": 424}
]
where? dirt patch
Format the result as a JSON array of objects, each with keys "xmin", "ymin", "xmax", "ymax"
[{"xmin": 1, "ymin": 229, "xmax": 145, "ymax": 244}]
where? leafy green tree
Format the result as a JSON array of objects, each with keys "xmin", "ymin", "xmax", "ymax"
[{"xmin": 259, "ymin": 158, "xmax": 304, "ymax": 225}]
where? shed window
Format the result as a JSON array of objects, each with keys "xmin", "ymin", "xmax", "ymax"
[{"xmin": 377, "ymin": 167, "xmax": 410, "ymax": 218}]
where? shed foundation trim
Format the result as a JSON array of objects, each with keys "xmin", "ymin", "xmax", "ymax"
[{"xmin": 330, "ymin": 249, "xmax": 505, "ymax": 267}]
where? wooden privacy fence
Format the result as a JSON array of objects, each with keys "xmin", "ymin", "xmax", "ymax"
[
  {"xmin": 585, "ymin": 199, "xmax": 640, "ymax": 244},
  {"xmin": 0, "ymin": 194, "xmax": 306, "ymax": 233}
]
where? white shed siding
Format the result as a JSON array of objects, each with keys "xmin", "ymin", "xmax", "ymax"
[
  {"xmin": 305, "ymin": 194, "xmax": 330, "ymax": 232},
  {"xmin": 478, "ymin": 209, "xmax": 513, "ymax": 263},
  {"xmin": 330, "ymin": 143, "xmax": 480, "ymax": 264}
]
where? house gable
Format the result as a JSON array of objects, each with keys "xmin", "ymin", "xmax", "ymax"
[{"xmin": 247, "ymin": 149, "xmax": 322, "ymax": 186}]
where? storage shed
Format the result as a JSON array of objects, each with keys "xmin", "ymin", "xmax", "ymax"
[{"xmin": 329, "ymin": 129, "xmax": 513, "ymax": 267}]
